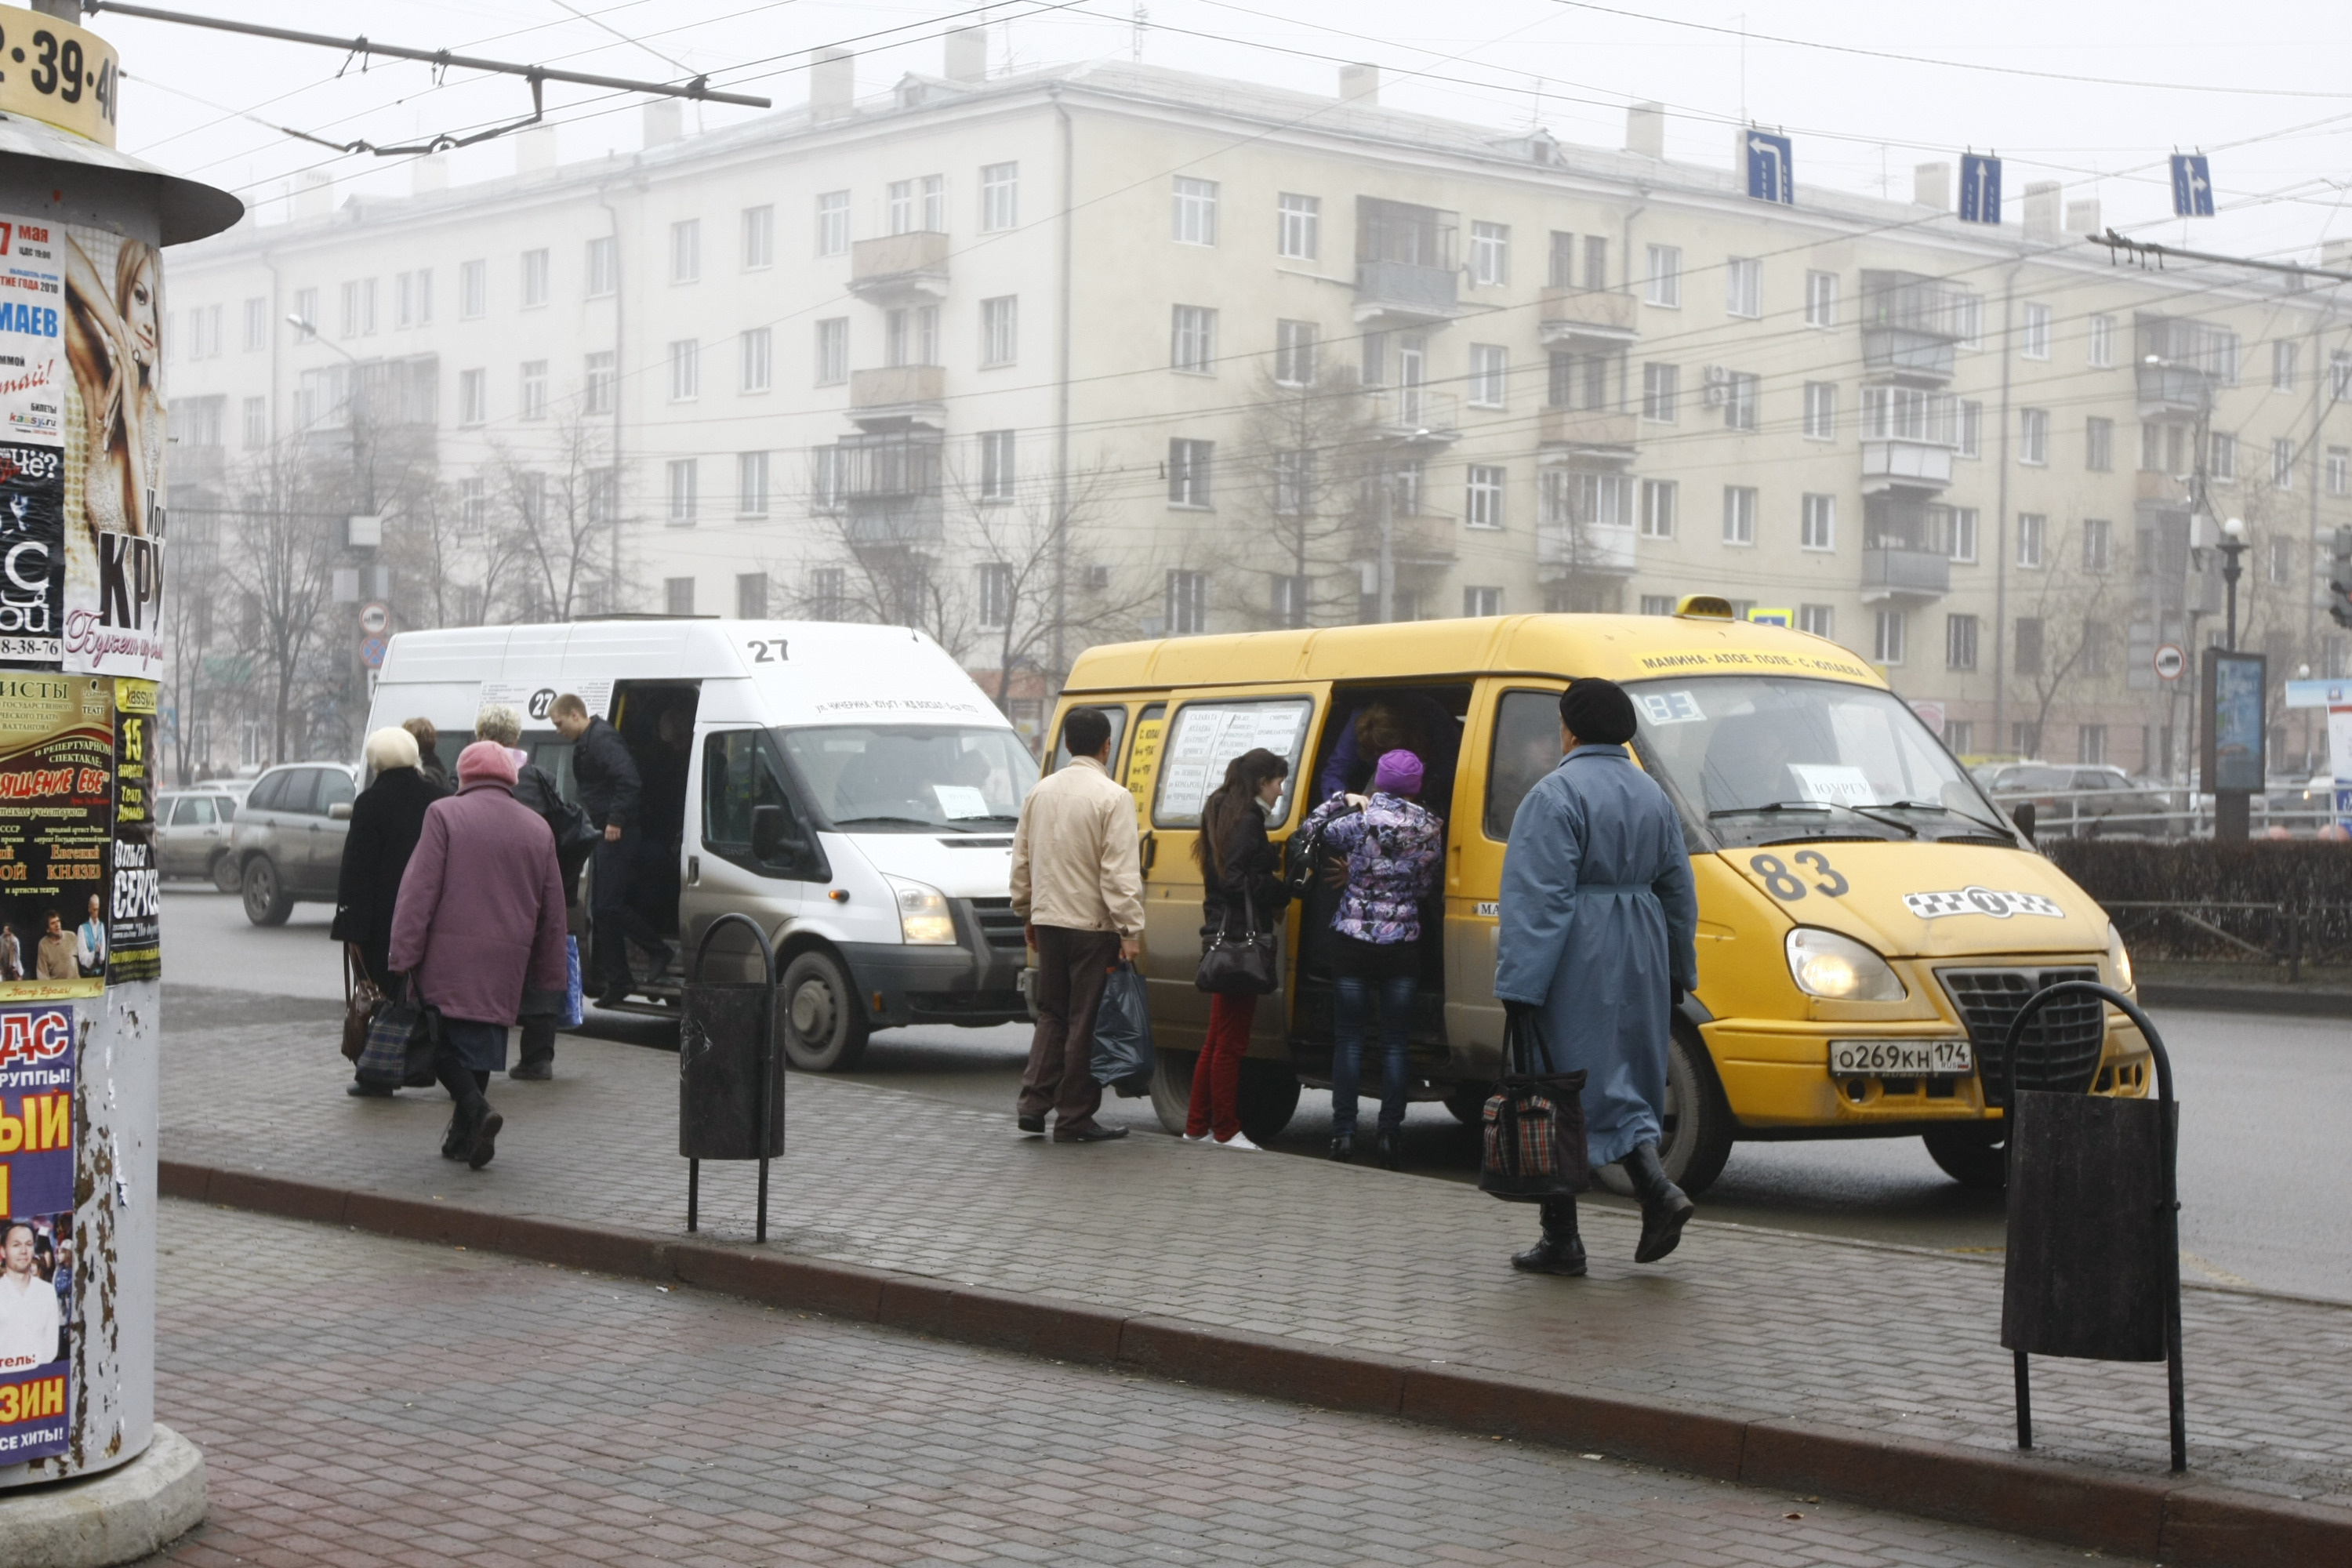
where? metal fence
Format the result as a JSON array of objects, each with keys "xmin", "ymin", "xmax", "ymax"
[
  {"xmin": 2100, "ymin": 899, "xmax": 2352, "ymax": 976},
  {"xmin": 1987, "ymin": 787, "xmax": 2339, "ymax": 842}
]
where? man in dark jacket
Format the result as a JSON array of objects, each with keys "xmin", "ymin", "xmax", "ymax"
[
  {"xmin": 551, "ymin": 694, "xmax": 670, "ymax": 1006},
  {"xmin": 333, "ymin": 726, "xmax": 448, "ymax": 1097},
  {"xmin": 478, "ymin": 703, "xmax": 593, "ymax": 1078}
]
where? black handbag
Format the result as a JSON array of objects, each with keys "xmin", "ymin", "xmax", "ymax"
[
  {"xmin": 1196, "ymin": 884, "xmax": 1279, "ymax": 996},
  {"xmin": 1479, "ymin": 1007, "xmax": 1590, "ymax": 1201}
]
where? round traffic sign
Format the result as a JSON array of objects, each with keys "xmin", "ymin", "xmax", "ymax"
[
  {"xmin": 359, "ymin": 601, "xmax": 390, "ymax": 635},
  {"xmin": 359, "ymin": 635, "xmax": 389, "ymax": 669},
  {"xmin": 2154, "ymin": 643, "xmax": 2186, "ymax": 682}
]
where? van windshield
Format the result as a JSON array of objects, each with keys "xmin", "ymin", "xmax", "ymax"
[
  {"xmin": 1626, "ymin": 677, "xmax": 2017, "ymax": 848},
  {"xmin": 780, "ymin": 725, "xmax": 1039, "ymax": 833}
]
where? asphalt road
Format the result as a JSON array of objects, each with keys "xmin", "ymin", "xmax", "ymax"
[{"xmin": 162, "ymin": 880, "xmax": 2351, "ymax": 1302}]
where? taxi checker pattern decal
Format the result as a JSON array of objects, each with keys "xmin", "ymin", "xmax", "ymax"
[{"xmin": 1903, "ymin": 886, "xmax": 2065, "ymax": 920}]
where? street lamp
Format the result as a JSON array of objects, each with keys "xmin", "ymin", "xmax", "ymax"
[{"xmin": 2218, "ymin": 515, "xmax": 2246, "ymax": 651}]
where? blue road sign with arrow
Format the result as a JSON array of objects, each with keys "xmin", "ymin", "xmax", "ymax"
[
  {"xmin": 1958, "ymin": 154, "xmax": 2002, "ymax": 223},
  {"xmin": 2169, "ymin": 154, "xmax": 2214, "ymax": 217},
  {"xmin": 1744, "ymin": 130, "xmax": 1794, "ymax": 205}
]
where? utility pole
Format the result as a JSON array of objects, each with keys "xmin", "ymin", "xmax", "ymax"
[{"xmin": 1376, "ymin": 465, "xmax": 1395, "ymax": 623}]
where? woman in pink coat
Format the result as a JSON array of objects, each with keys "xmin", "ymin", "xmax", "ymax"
[{"xmin": 389, "ymin": 741, "xmax": 570, "ymax": 1168}]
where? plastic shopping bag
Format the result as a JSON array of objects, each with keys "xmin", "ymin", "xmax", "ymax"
[
  {"xmin": 561, "ymin": 935, "xmax": 585, "ymax": 1029},
  {"xmin": 1091, "ymin": 960, "xmax": 1155, "ymax": 1098}
]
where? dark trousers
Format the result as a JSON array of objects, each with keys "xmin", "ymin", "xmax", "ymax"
[
  {"xmin": 518, "ymin": 1014, "xmax": 554, "ymax": 1068},
  {"xmin": 592, "ymin": 830, "xmax": 666, "ymax": 988},
  {"xmin": 1332, "ymin": 971, "xmax": 1417, "ymax": 1137},
  {"xmin": 1018, "ymin": 926, "xmax": 1122, "ymax": 1130}
]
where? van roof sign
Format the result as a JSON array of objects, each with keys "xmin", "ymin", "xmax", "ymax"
[{"xmin": 1675, "ymin": 594, "xmax": 1737, "ymax": 620}]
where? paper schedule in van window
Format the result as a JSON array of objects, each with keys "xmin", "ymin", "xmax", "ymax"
[{"xmin": 1156, "ymin": 701, "xmax": 1309, "ymax": 823}]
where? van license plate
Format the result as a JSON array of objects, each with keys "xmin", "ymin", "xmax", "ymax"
[{"xmin": 1828, "ymin": 1040, "xmax": 1975, "ymax": 1076}]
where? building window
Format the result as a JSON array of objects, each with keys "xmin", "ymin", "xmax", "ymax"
[
  {"xmin": 1804, "ymin": 270, "xmax": 1837, "ymax": 328},
  {"xmin": 2022, "ymin": 302, "xmax": 2050, "ymax": 360},
  {"xmin": 1584, "ymin": 235, "xmax": 1608, "ymax": 290},
  {"xmin": 1464, "ymin": 586, "xmax": 1502, "ymax": 618},
  {"xmin": 585, "ymin": 350, "xmax": 615, "ymax": 415},
  {"xmin": 808, "ymin": 448, "xmax": 844, "ymax": 514},
  {"xmin": 1799, "ymin": 604, "xmax": 1835, "ymax": 638},
  {"xmin": 2210, "ymin": 432, "xmax": 2237, "ymax": 483},
  {"xmin": 662, "ymin": 221, "xmax": 696, "ymax": 285},
  {"xmin": 973, "ymin": 562, "xmax": 1014, "ymax": 630},
  {"xmin": 1645, "ymin": 245, "xmax": 1681, "ymax": 307},
  {"xmin": 339, "ymin": 279, "xmax": 375, "ymax": 338},
  {"xmin": 665, "ymin": 577, "xmax": 695, "ymax": 615},
  {"xmin": 816, "ymin": 191, "xmax": 850, "ymax": 256},
  {"xmin": 2077, "ymin": 725, "xmax": 2107, "ymax": 766},
  {"xmin": 740, "ymin": 328, "xmax": 771, "ymax": 394},
  {"xmin": 2085, "ymin": 416, "xmax": 2113, "ymax": 472},
  {"xmin": 884, "ymin": 306, "xmax": 937, "ymax": 368},
  {"xmin": 1874, "ymin": 610, "xmax": 1906, "ymax": 665},
  {"xmin": 393, "ymin": 270, "xmax": 426, "ymax": 328},
  {"xmin": 1946, "ymin": 614, "xmax": 1979, "ymax": 671},
  {"xmin": 887, "ymin": 178, "xmax": 936, "ymax": 237},
  {"xmin": 1640, "ymin": 595, "xmax": 1677, "ymax": 616},
  {"xmin": 1168, "ymin": 439, "xmax": 1214, "ymax": 506},
  {"xmin": 459, "ymin": 368, "xmax": 486, "ymax": 426},
  {"xmin": 1722, "ymin": 372, "xmax": 1759, "ymax": 431},
  {"xmin": 1545, "ymin": 230, "xmax": 1575, "ymax": 288},
  {"xmin": 2335, "ymin": 350, "xmax": 2352, "ymax": 401},
  {"xmin": 2016, "ymin": 512, "xmax": 2046, "ymax": 569},
  {"xmin": 1469, "ymin": 344, "xmax": 1508, "ymax": 408},
  {"xmin": 583, "ymin": 237, "xmax": 616, "ymax": 299},
  {"xmin": 2009, "ymin": 720, "xmax": 2042, "ymax": 756},
  {"xmin": 1955, "ymin": 294, "xmax": 1983, "ymax": 350},
  {"xmin": 1642, "ymin": 362, "xmax": 1678, "ymax": 423},
  {"xmin": 1722, "ymin": 485, "xmax": 1757, "ymax": 546},
  {"xmin": 519, "ymin": 361, "xmax": 547, "ymax": 421},
  {"xmin": 240, "ymin": 395, "xmax": 266, "ymax": 448},
  {"xmin": 667, "ymin": 459, "xmax": 698, "ymax": 524},
  {"xmin": 1274, "ymin": 320, "xmax": 1316, "ymax": 387},
  {"xmin": 1800, "ymin": 494, "xmax": 1835, "ymax": 551},
  {"xmin": 741, "ymin": 205, "xmax": 775, "ymax": 270},
  {"xmin": 1166, "ymin": 570, "xmax": 1207, "ymax": 635},
  {"xmin": 739, "ymin": 451, "xmax": 770, "ymax": 517},
  {"xmin": 1172, "ymin": 177, "xmax": 1218, "ymax": 245},
  {"xmin": 1945, "ymin": 720, "xmax": 1974, "ymax": 755},
  {"xmin": 243, "ymin": 296, "xmax": 268, "ymax": 351},
  {"xmin": 810, "ymin": 567, "xmax": 846, "ymax": 619},
  {"xmin": 670, "ymin": 339, "xmax": 699, "ymax": 401},
  {"xmin": 2082, "ymin": 517, "xmax": 2112, "ymax": 573},
  {"xmin": 2274, "ymin": 437, "xmax": 2296, "ymax": 488},
  {"xmin": 1267, "ymin": 575, "xmax": 1306, "ymax": 629},
  {"xmin": 737, "ymin": 572, "xmax": 770, "ymax": 619},
  {"xmin": 2328, "ymin": 446, "xmax": 2349, "ymax": 495},
  {"xmin": 1947, "ymin": 506, "xmax": 1979, "ymax": 563},
  {"xmin": 981, "ymin": 162, "xmax": 1018, "ymax": 230},
  {"xmin": 459, "ymin": 477, "xmax": 488, "ymax": 530},
  {"xmin": 815, "ymin": 319, "xmax": 848, "ymax": 386},
  {"xmin": 2273, "ymin": 339, "xmax": 2297, "ymax": 392},
  {"xmin": 2089, "ymin": 314, "xmax": 2114, "ymax": 367},
  {"xmin": 980, "ymin": 296, "xmax": 1018, "ymax": 366},
  {"xmin": 1639, "ymin": 479, "xmax": 1676, "ymax": 539},
  {"xmin": 458, "ymin": 260, "xmax": 486, "ymax": 319},
  {"xmin": 2016, "ymin": 408, "xmax": 2048, "ymax": 466},
  {"xmin": 1802, "ymin": 382, "xmax": 1836, "ymax": 441},
  {"xmin": 1171, "ymin": 305, "xmax": 1217, "ymax": 373},
  {"xmin": 1471, "ymin": 221, "xmax": 1510, "ymax": 286},
  {"xmin": 1276, "ymin": 193, "xmax": 1320, "ymax": 260},
  {"xmin": 1465, "ymin": 465, "xmax": 1505, "ymax": 530},
  {"xmin": 1270, "ymin": 450, "xmax": 1312, "ymax": 517},
  {"xmin": 2268, "ymin": 535, "xmax": 2292, "ymax": 585},
  {"xmin": 1725, "ymin": 256, "xmax": 1761, "ymax": 318},
  {"xmin": 1959, "ymin": 400, "xmax": 1983, "ymax": 459},
  {"xmin": 978, "ymin": 430, "xmax": 1015, "ymax": 502}
]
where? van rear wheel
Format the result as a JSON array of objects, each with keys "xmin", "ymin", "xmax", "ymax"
[
  {"xmin": 1149, "ymin": 1049, "xmax": 1196, "ymax": 1135},
  {"xmin": 1923, "ymin": 1126, "xmax": 2007, "ymax": 1190},
  {"xmin": 1236, "ymin": 1061, "xmax": 1300, "ymax": 1145},
  {"xmin": 779, "ymin": 950, "xmax": 869, "ymax": 1072}
]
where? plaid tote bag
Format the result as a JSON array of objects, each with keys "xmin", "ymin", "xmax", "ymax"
[{"xmin": 1479, "ymin": 1009, "xmax": 1589, "ymax": 1201}]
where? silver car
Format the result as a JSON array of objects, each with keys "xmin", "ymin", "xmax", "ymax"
[
  {"xmin": 227, "ymin": 762, "xmax": 359, "ymax": 925},
  {"xmin": 154, "ymin": 792, "xmax": 239, "ymax": 888}
]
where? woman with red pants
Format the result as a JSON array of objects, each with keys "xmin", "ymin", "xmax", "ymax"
[{"xmin": 1186, "ymin": 748, "xmax": 1292, "ymax": 1149}]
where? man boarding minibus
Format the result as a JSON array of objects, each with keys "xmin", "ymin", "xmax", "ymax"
[
  {"xmin": 1044, "ymin": 599, "xmax": 2150, "ymax": 1192},
  {"xmin": 365, "ymin": 619, "xmax": 1037, "ymax": 1069}
]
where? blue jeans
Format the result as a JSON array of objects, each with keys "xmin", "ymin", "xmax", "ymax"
[{"xmin": 1332, "ymin": 972, "xmax": 1416, "ymax": 1137}]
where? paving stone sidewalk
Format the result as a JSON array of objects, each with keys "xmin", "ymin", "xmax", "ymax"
[
  {"xmin": 158, "ymin": 995, "xmax": 2352, "ymax": 1515},
  {"xmin": 149, "ymin": 1199, "xmax": 2137, "ymax": 1568}
]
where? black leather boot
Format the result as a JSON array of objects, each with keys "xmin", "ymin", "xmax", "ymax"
[
  {"xmin": 1510, "ymin": 1196, "xmax": 1587, "ymax": 1276},
  {"xmin": 1621, "ymin": 1142, "xmax": 1694, "ymax": 1264},
  {"xmin": 1374, "ymin": 1127, "xmax": 1401, "ymax": 1171}
]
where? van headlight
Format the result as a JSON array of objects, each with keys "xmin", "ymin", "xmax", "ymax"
[
  {"xmin": 1785, "ymin": 927, "xmax": 1906, "ymax": 1001},
  {"xmin": 2106, "ymin": 921, "xmax": 2135, "ymax": 993},
  {"xmin": 884, "ymin": 877, "xmax": 958, "ymax": 946}
]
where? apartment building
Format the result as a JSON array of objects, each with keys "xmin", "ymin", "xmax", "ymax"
[{"xmin": 163, "ymin": 40, "xmax": 2352, "ymax": 769}]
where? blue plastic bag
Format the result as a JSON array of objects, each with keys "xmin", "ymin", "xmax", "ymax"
[
  {"xmin": 1091, "ymin": 960, "xmax": 1154, "ymax": 1097},
  {"xmin": 561, "ymin": 935, "xmax": 585, "ymax": 1029}
]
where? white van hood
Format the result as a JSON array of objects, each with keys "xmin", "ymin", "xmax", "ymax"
[{"xmin": 833, "ymin": 831, "xmax": 1015, "ymax": 899}]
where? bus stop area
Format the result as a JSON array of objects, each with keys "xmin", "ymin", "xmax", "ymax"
[{"xmin": 155, "ymin": 988, "xmax": 2352, "ymax": 1566}]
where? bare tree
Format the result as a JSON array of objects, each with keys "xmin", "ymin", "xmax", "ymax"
[
  {"xmin": 1227, "ymin": 356, "xmax": 1377, "ymax": 628},
  {"xmin": 2009, "ymin": 522, "xmax": 2117, "ymax": 756},
  {"xmin": 218, "ymin": 454, "xmax": 339, "ymax": 765},
  {"xmin": 487, "ymin": 412, "xmax": 620, "ymax": 622}
]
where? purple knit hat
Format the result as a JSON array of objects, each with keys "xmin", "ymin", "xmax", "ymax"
[{"xmin": 1371, "ymin": 750, "xmax": 1424, "ymax": 796}]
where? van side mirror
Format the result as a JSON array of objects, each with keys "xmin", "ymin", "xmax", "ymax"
[
  {"xmin": 751, "ymin": 804, "xmax": 808, "ymax": 869},
  {"xmin": 328, "ymin": 801, "xmax": 353, "ymax": 822},
  {"xmin": 2012, "ymin": 801, "xmax": 2036, "ymax": 844}
]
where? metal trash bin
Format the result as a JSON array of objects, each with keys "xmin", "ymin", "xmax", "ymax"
[
  {"xmin": 1998, "ymin": 981, "xmax": 2184, "ymax": 1472},
  {"xmin": 679, "ymin": 913, "xmax": 785, "ymax": 1241}
]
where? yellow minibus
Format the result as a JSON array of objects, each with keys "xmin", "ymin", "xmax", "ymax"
[{"xmin": 1045, "ymin": 601, "xmax": 2148, "ymax": 1192}]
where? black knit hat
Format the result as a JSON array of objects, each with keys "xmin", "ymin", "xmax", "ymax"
[{"xmin": 1559, "ymin": 678, "xmax": 1638, "ymax": 746}]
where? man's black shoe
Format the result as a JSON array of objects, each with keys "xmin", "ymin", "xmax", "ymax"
[
  {"xmin": 347, "ymin": 1080, "xmax": 395, "ymax": 1098},
  {"xmin": 594, "ymin": 987, "xmax": 631, "ymax": 1009},
  {"xmin": 1053, "ymin": 1122, "xmax": 1129, "ymax": 1143},
  {"xmin": 510, "ymin": 1060, "xmax": 554, "ymax": 1082},
  {"xmin": 468, "ymin": 1106, "xmax": 504, "ymax": 1169},
  {"xmin": 1017, "ymin": 1114, "xmax": 1045, "ymax": 1136},
  {"xmin": 1329, "ymin": 1136, "xmax": 1354, "ymax": 1162},
  {"xmin": 1375, "ymin": 1127, "xmax": 1402, "ymax": 1171}
]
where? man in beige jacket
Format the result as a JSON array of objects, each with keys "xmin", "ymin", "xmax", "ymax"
[{"xmin": 1011, "ymin": 707, "xmax": 1145, "ymax": 1142}]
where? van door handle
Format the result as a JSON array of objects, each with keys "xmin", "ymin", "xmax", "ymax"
[
  {"xmin": 1141, "ymin": 833, "xmax": 1156, "ymax": 873},
  {"xmin": 688, "ymin": 855, "xmax": 700, "ymax": 886}
]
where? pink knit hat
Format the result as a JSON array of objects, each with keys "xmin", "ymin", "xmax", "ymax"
[{"xmin": 456, "ymin": 739, "xmax": 520, "ymax": 788}]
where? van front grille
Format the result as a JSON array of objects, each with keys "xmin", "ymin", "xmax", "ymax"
[
  {"xmin": 1936, "ymin": 966, "xmax": 2103, "ymax": 1104},
  {"xmin": 967, "ymin": 897, "xmax": 1028, "ymax": 953}
]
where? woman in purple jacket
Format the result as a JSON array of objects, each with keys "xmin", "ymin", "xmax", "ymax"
[{"xmin": 389, "ymin": 741, "xmax": 570, "ymax": 1169}]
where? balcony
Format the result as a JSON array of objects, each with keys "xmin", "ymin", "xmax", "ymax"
[
  {"xmin": 1860, "ymin": 437, "xmax": 1954, "ymax": 493},
  {"xmin": 1388, "ymin": 512, "xmax": 1457, "ymax": 567},
  {"xmin": 815, "ymin": 433, "xmax": 945, "ymax": 546},
  {"xmin": 848, "ymin": 364, "xmax": 946, "ymax": 429},
  {"xmin": 1537, "ymin": 521, "xmax": 1638, "ymax": 579},
  {"xmin": 2136, "ymin": 362, "xmax": 2209, "ymax": 417},
  {"xmin": 848, "ymin": 231, "xmax": 949, "ymax": 302},
  {"xmin": 1860, "ymin": 546, "xmax": 1951, "ymax": 602},
  {"xmin": 1859, "ymin": 270, "xmax": 1974, "ymax": 385},
  {"xmin": 1352, "ymin": 260, "xmax": 1461, "ymax": 326},
  {"xmin": 2137, "ymin": 470, "xmax": 2189, "ymax": 504},
  {"xmin": 1539, "ymin": 407, "xmax": 1639, "ymax": 455},
  {"xmin": 1537, "ymin": 288, "xmax": 1638, "ymax": 348},
  {"xmin": 1365, "ymin": 387, "xmax": 1459, "ymax": 444}
]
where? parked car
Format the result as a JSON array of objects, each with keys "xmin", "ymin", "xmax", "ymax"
[
  {"xmin": 227, "ymin": 761, "xmax": 359, "ymax": 926},
  {"xmin": 185, "ymin": 776, "xmax": 258, "ymax": 808},
  {"xmin": 1983, "ymin": 763, "xmax": 2167, "ymax": 835},
  {"xmin": 154, "ymin": 791, "xmax": 240, "ymax": 889}
]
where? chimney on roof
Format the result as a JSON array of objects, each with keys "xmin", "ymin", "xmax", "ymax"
[
  {"xmin": 945, "ymin": 25, "xmax": 988, "ymax": 83},
  {"xmin": 2024, "ymin": 180, "xmax": 2060, "ymax": 241},
  {"xmin": 1624, "ymin": 101, "xmax": 1664, "ymax": 160},
  {"xmin": 1338, "ymin": 63, "xmax": 1378, "ymax": 106},
  {"xmin": 643, "ymin": 100, "xmax": 681, "ymax": 148},
  {"xmin": 293, "ymin": 169, "xmax": 333, "ymax": 223},
  {"xmin": 515, "ymin": 123, "xmax": 557, "ymax": 176},
  {"xmin": 811, "ymin": 47, "xmax": 855, "ymax": 122},
  {"xmin": 2324, "ymin": 238, "xmax": 2352, "ymax": 270},
  {"xmin": 412, "ymin": 156, "xmax": 448, "ymax": 197},
  {"xmin": 2066, "ymin": 198, "xmax": 2101, "ymax": 236},
  {"xmin": 1913, "ymin": 162, "xmax": 1950, "ymax": 211}
]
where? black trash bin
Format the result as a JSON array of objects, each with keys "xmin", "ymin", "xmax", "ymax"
[
  {"xmin": 679, "ymin": 913, "xmax": 785, "ymax": 1240},
  {"xmin": 1998, "ymin": 980, "xmax": 2184, "ymax": 1472}
]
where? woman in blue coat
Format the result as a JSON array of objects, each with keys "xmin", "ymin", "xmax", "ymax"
[{"xmin": 1495, "ymin": 679, "xmax": 1700, "ymax": 1276}]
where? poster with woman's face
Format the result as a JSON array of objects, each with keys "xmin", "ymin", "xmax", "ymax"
[{"xmin": 58, "ymin": 226, "xmax": 163, "ymax": 681}]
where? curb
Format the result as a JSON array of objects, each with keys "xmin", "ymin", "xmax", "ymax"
[
  {"xmin": 2140, "ymin": 981, "xmax": 2352, "ymax": 1018},
  {"xmin": 160, "ymin": 1160, "xmax": 2351, "ymax": 1568}
]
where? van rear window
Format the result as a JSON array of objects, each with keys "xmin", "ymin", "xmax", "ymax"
[{"xmin": 1152, "ymin": 699, "xmax": 1313, "ymax": 829}]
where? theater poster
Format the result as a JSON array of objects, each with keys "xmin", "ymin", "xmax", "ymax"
[
  {"xmin": 0, "ymin": 675, "xmax": 111, "ymax": 1004},
  {"xmin": 0, "ymin": 999, "xmax": 73, "ymax": 1463},
  {"xmin": 58, "ymin": 225, "xmax": 162, "ymax": 681}
]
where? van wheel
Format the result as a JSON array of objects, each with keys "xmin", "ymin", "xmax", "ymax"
[
  {"xmin": 1444, "ymin": 1087, "xmax": 1493, "ymax": 1125},
  {"xmin": 779, "ymin": 950, "xmax": 869, "ymax": 1072},
  {"xmin": 1236, "ymin": 1060, "xmax": 1301, "ymax": 1145},
  {"xmin": 1923, "ymin": 1127, "xmax": 2008, "ymax": 1191},
  {"xmin": 1149, "ymin": 1049, "xmax": 1196, "ymax": 1135},
  {"xmin": 241, "ymin": 857, "xmax": 291, "ymax": 927},
  {"xmin": 209, "ymin": 851, "xmax": 240, "ymax": 895}
]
